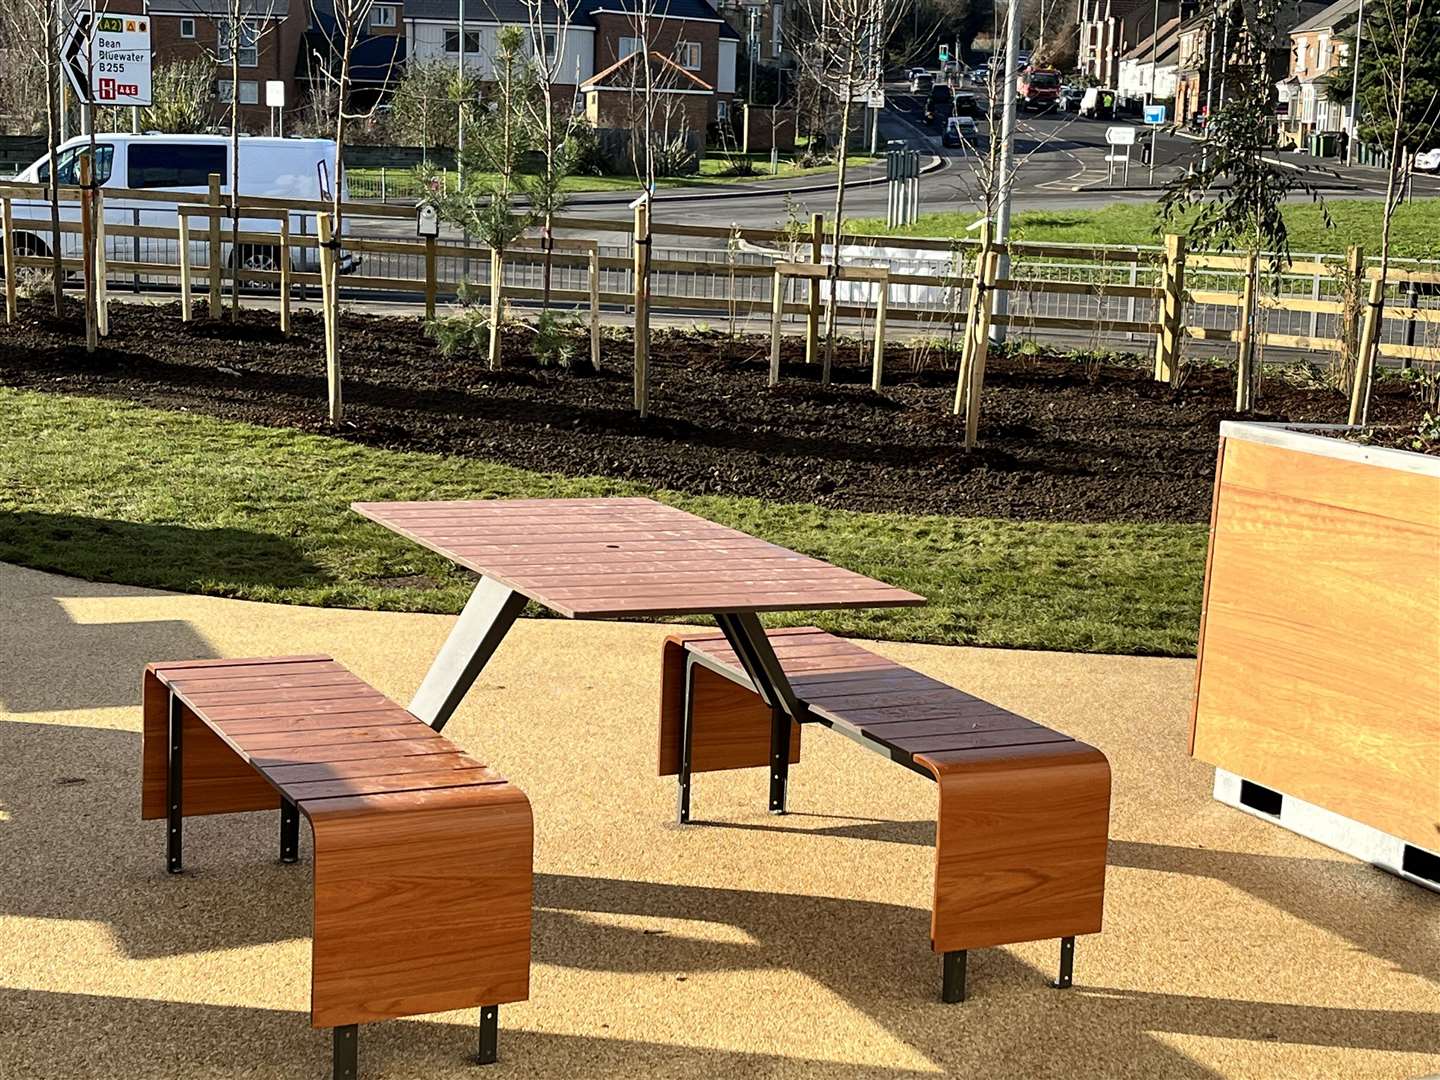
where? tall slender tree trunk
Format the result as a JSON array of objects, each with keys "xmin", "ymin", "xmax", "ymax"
[
  {"xmin": 44, "ymin": 4, "xmax": 63, "ymax": 316},
  {"xmin": 822, "ymin": 74, "xmax": 856, "ymax": 385}
]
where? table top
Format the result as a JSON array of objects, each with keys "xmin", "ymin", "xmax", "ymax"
[{"xmin": 353, "ymin": 497, "xmax": 926, "ymax": 619}]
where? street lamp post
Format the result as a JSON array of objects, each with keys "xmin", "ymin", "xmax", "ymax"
[{"xmin": 1346, "ymin": 0, "xmax": 1365, "ymax": 166}]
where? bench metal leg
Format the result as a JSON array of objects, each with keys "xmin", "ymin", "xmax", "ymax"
[
  {"xmin": 942, "ymin": 949, "xmax": 966, "ymax": 1003},
  {"xmin": 677, "ymin": 656, "xmax": 696, "ymax": 824},
  {"xmin": 1052, "ymin": 936, "xmax": 1075, "ymax": 989},
  {"xmin": 280, "ymin": 797, "xmax": 299, "ymax": 864},
  {"xmin": 166, "ymin": 690, "xmax": 183, "ymax": 874},
  {"xmin": 477, "ymin": 1005, "xmax": 498, "ymax": 1065},
  {"xmin": 714, "ymin": 612, "xmax": 803, "ymax": 816},
  {"xmin": 408, "ymin": 577, "xmax": 527, "ymax": 732},
  {"xmin": 332, "ymin": 1025, "xmax": 357, "ymax": 1079}
]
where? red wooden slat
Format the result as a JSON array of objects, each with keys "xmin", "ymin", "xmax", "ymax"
[
  {"xmin": 214, "ymin": 709, "xmax": 419, "ymax": 737},
  {"xmin": 230, "ymin": 723, "xmax": 439, "ymax": 753},
  {"xmin": 264, "ymin": 751, "xmax": 487, "ymax": 786},
  {"xmin": 249, "ymin": 739, "xmax": 455, "ymax": 768},
  {"xmin": 283, "ymin": 768, "xmax": 504, "ymax": 804}
]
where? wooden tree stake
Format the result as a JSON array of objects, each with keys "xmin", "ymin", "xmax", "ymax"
[
  {"xmin": 588, "ymin": 242, "xmax": 601, "ymax": 371},
  {"xmin": 1153, "ymin": 233, "xmax": 1186, "ymax": 384},
  {"xmin": 317, "ymin": 212, "xmax": 342, "ymax": 424},
  {"xmin": 769, "ymin": 264, "xmax": 785, "ymax": 386},
  {"xmin": 424, "ymin": 234, "xmax": 437, "ymax": 320},
  {"xmin": 1348, "ymin": 274, "xmax": 1385, "ymax": 426},
  {"xmin": 207, "ymin": 173, "xmax": 222, "ymax": 319},
  {"xmin": 278, "ymin": 214, "xmax": 291, "ymax": 334},
  {"xmin": 964, "ymin": 248, "xmax": 999, "ymax": 449},
  {"xmin": 79, "ymin": 156, "xmax": 97, "ymax": 353},
  {"xmin": 488, "ymin": 246, "xmax": 504, "ymax": 370},
  {"xmin": 871, "ymin": 272, "xmax": 889, "ymax": 392},
  {"xmin": 1235, "ymin": 250, "xmax": 1259, "ymax": 411},
  {"xmin": 1, "ymin": 198, "xmax": 15, "ymax": 324},
  {"xmin": 94, "ymin": 182, "xmax": 108, "ymax": 337},
  {"xmin": 633, "ymin": 199, "xmax": 651, "ymax": 417},
  {"xmin": 177, "ymin": 214, "xmax": 193, "ymax": 322},
  {"xmin": 806, "ymin": 212, "xmax": 823, "ymax": 364}
]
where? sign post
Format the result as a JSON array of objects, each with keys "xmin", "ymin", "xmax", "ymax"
[
  {"xmin": 64, "ymin": 13, "xmax": 153, "ymax": 109},
  {"xmin": 1105, "ymin": 125, "xmax": 1136, "ymax": 186},
  {"xmin": 1143, "ymin": 103, "xmax": 1166, "ymax": 183}
]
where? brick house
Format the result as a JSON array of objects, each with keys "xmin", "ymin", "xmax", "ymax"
[
  {"xmin": 1276, "ymin": 0, "xmax": 1359, "ymax": 148},
  {"xmin": 581, "ymin": 49, "xmax": 712, "ymax": 170},
  {"xmin": 1078, "ymin": 0, "xmax": 1185, "ymax": 87},
  {"xmin": 146, "ymin": 0, "xmax": 308, "ymax": 128},
  {"xmin": 400, "ymin": 0, "xmax": 738, "ymax": 124}
]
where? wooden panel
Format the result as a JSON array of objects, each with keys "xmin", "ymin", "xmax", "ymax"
[
  {"xmin": 307, "ymin": 783, "xmax": 533, "ymax": 1027},
  {"xmin": 917, "ymin": 742, "xmax": 1111, "ymax": 953},
  {"xmin": 141, "ymin": 669, "xmax": 278, "ymax": 820},
  {"xmin": 351, "ymin": 498, "xmax": 925, "ymax": 619},
  {"xmin": 1191, "ymin": 435, "xmax": 1440, "ymax": 848},
  {"xmin": 657, "ymin": 636, "xmax": 800, "ymax": 776}
]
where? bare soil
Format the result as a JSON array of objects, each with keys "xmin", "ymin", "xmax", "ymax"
[{"xmin": 1, "ymin": 300, "xmax": 1428, "ymax": 522}]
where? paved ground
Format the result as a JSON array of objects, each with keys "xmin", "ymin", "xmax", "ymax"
[{"xmin": 3, "ymin": 561, "xmax": 1437, "ymax": 1079}]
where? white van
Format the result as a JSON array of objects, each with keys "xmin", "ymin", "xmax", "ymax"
[{"xmin": 10, "ymin": 133, "xmax": 352, "ymax": 276}]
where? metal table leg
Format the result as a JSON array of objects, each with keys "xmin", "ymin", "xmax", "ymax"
[
  {"xmin": 408, "ymin": 577, "xmax": 527, "ymax": 732},
  {"xmin": 166, "ymin": 690, "xmax": 183, "ymax": 874},
  {"xmin": 714, "ymin": 612, "xmax": 804, "ymax": 815}
]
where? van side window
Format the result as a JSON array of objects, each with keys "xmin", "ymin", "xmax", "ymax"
[
  {"xmin": 127, "ymin": 144, "xmax": 228, "ymax": 189},
  {"xmin": 40, "ymin": 144, "xmax": 114, "ymax": 185}
]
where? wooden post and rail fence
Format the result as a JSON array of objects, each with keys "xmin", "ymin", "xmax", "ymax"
[{"xmin": 1, "ymin": 176, "xmax": 1436, "ymax": 438}]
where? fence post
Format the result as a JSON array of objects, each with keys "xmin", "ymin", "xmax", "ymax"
[
  {"xmin": 769, "ymin": 264, "xmax": 785, "ymax": 386},
  {"xmin": 964, "ymin": 247, "xmax": 999, "ymax": 449},
  {"xmin": 94, "ymin": 181, "xmax": 108, "ymax": 336},
  {"xmin": 1235, "ymin": 250, "xmax": 1259, "ymax": 411},
  {"xmin": 279, "ymin": 214, "xmax": 291, "ymax": 334},
  {"xmin": 207, "ymin": 173, "xmax": 222, "ymax": 319},
  {"xmin": 871, "ymin": 271, "xmax": 889, "ymax": 392},
  {"xmin": 1347, "ymin": 273, "xmax": 1384, "ymax": 426},
  {"xmin": 1, "ymin": 197, "xmax": 15, "ymax": 324},
  {"xmin": 1153, "ymin": 233, "xmax": 1186, "ymax": 384},
  {"xmin": 806, "ymin": 212, "xmax": 822, "ymax": 364},
  {"xmin": 424, "ymin": 234, "xmax": 437, "ymax": 320},
  {"xmin": 317, "ymin": 212, "xmax": 341, "ymax": 424},
  {"xmin": 633, "ymin": 199, "xmax": 651, "ymax": 417},
  {"xmin": 177, "ymin": 213, "xmax": 192, "ymax": 321},
  {"xmin": 588, "ymin": 242, "xmax": 600, "ymax": 371}
]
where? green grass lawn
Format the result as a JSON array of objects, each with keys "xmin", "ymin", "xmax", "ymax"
[
  {"xmin": 346, "ymin": 155, "xmax": 876, "ymax": 199},
  {"xmin": 848, "ymin": 198, "xmax": 1440, "ymax": 259},
  {"xmin": 0, "ymin": 388, "xmax": 1207, "ymax": 656}
]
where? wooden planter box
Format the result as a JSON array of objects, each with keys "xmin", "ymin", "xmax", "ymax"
[{"xmin": 1191, "ymin": 421, "xmax": 1440, "ymax": 888}]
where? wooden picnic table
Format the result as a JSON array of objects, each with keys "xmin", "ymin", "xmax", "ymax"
[{"xmin": 352, "ymin": 496, "xmax": 925, "ymax": 812}]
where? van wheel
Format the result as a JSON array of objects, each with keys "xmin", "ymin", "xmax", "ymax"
[
  {"xmin": 234, "ymin": 244, "xmax": 282, "ymax": 291},
  {"xmin": 1, "ymin": 234, "xmax": 49, "ymax": 279}
]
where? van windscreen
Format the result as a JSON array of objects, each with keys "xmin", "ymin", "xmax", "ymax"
[{"xmin": 128, "ymin": 144, "xmax": 228, "ymax": 189}]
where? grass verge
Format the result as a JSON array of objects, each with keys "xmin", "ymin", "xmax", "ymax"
[
  {"xmin": 0, "ymin": 388, "xmax": 1207, "ymax": 656},
  {"xmin": 848, "ymin": 198, "xmax": 1440, "ymax": 259}
]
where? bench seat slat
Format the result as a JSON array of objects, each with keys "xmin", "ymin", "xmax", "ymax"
[
  {"xmin": 166, "ymin": 670, "xmax": 360, "ymax": 694},
  {"xmin": 249, "ymin": 739, "xmax": 457, "ymax": 768},
  {"xmin": 229, "ymin": 723, "xmax": 444, "ymax": 753},
  {"xmin": 264, "ymin": 751, "xmax": 490, "ymax": 786},
  {"xmin": 162, "ymin": 661, "xmax": 345, "ymax": 685},
  {"xmin": 216, "ymin": 709, "xmax": 421, "ymax": 736},
  {"xmin": 279, "ymin": 766, "xmax": 505, "ymax": 803}
]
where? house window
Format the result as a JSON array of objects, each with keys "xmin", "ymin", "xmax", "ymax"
[
  {"xmin": 1318, "ymin": 33, "xmax": 1331, "ymax": 70},
  {"xmin": 218, "ymin": 79, "xmax": 260, "ymax": 105},
  {"xmin": 371, "ymin": 5, "xmax": 396, "ymax": 27},
  {"xmin": 179, "ymin": 17, "xmax": 195, "ymax": 39},
  {"xmin": 619, "ymin": 35, "xmax": 641, "ymax": 59},
  {"xmin": 444, "ymin": 28, "xmax": 481, "ymax": 53},
  {"xmin": 677, "ymin": 41, "xmax": 701, "ymax": 70},
  {"xmin": 533, "ymin": 30, "xmax": 557, "ymax": 56},
  {"xmin": 771, "ymin": 4, "xmax": 783, "ymax": 55},
  {"xmin": 716, "ymin": 99, "xmax": 728, "ymax": 120},
  {"xmin": 218, "ymin": 19, "xmax": 258, "ymax": 67}
]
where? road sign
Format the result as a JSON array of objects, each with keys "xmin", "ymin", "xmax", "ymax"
[
  {"xmin": 266, "ymin": 80, "xmax": 286, "ymax": 108},
  {"xmin": 63, "ymin": 12, "xmax": 152, "ymax": 106},
  {"xmin": 1105, "ymin": 125, "xmax": 1137, "ymax": 146},
  {"xmin": 1144, "ymin": 104, "xmax": 1167, "ymax": 126}
]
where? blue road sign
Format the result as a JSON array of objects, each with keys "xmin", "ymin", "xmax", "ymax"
[{"xmin": 1144, "ymin": 104, "xmax": 1167, "ymax": 125}]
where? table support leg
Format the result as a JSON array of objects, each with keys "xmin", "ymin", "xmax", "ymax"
[
  {"xmin": 714, "ymin": 612, "xmax": 803, "ymax": 816},
  {"xmin": 280, "ymin": 797, "xmax": 299, "ymax": 864},
  {"xmin": 942, "ymin": 949, "xmax": 966, "ymax": 1003},
  {"xmin": 166, "ymin": 691, "xmax": 183, "ymax": 874},
  {"xmin": 332, "ymin": 1025, "xmax": 357, "ymax": 1079},
  {"xmin": 477, "ymin": 1005, "xmax": 499, "ymax": 1065},
  {"xmin": 1052, "ymin": 936, "xmax": 1075, "ymax": 989},
  {"xmin": 677, "ymin": 654, "xmax": 697, "ymax": 825},
  {"xmin": 408, "ymin": 577, "xmax": 527, "ymax": 732}
]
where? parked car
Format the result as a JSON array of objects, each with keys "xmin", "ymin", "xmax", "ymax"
[
  {"xmin": 906, "ymin": 66, "xmax": 930, "ymax": 81},
  {"xmin": 1056, "ymin": 85, "xmax": 1086, "ymax": 113},
  {"xmin": 968, "ymin": 65, "xmax": 991, "ymax": 85},
  {"xmin": 1416, "ymin": 147, "xmax": 1440, "ymax": 172},
  {"xmin": 9, "ymin": 134, "xmax": 353, "ymax": 277},
  {"xmin": 910, "ymin": 72, "xmax": 935, "ymax": 93},
  {"xmin": 925, "ymin": 84, "xmax": 954, "ymax": 125},
  {"xmin": 1078, "ymin": 87, "xmax": 1118, "ymax": 120},
  {"xmin": 943, "ymin": 115, "xmax": 979, "ymax": 147}
]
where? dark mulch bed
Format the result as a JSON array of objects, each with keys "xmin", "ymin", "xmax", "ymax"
[{"xmin": 1, "ymin": 300, "xmax": 1428, "ymax": 522}]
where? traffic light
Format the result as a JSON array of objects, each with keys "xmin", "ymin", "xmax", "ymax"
[{"xmin": 939, "ymin": 44, "xmax": 949, "ymax": 63}]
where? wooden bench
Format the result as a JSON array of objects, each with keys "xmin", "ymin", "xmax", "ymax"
[
  {"xmin": 658, "ymin": 627, "xmax": 1111, "ymax": 1002},
  {"xmin": 141, "ymin": 655, "xmax": 533, "ymax": 1078}
]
